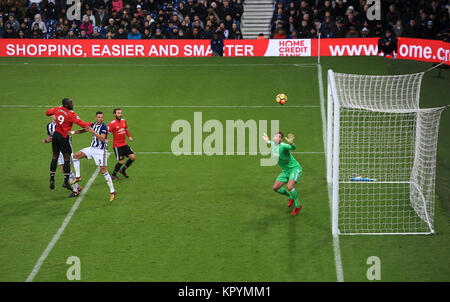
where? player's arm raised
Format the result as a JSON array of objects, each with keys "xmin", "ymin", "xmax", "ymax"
[
  {"xmin": 70, "ymin": 112, "xmax": 92, "ymax": 129},
  {"xmin": 86, "ymin": 126, "xmax": 107, "ymax": 142},
  {"xmin": 71, "ymin": 129, "xmax": 87, "ymax": 135},
  {"xmin": 46, "ymin": 108, "xmax": 56, "ymax": 116},
  {"xmin": 284, "ymin": 133, "xmax": 296, "ymax": 149},
  {"xmin": 262, "ymin": 133, "xmax": 271, "ymax": 144}
]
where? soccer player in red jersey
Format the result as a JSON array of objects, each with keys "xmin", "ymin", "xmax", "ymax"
[
  {"xmin": 107, "ymin": 108, "xmax": 136, "ymax": 180},
  {"xmin": 45, "ymin": 98, "xmax": 91, "ymax": 190},
  {"xmin": 42, "ymin": 115, "xmax": 82, "ymax": 198}
]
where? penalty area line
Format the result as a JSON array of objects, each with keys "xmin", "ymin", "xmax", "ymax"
[{"xmin": 24, "ymin": 158, "xmax": 107, "ymax": 282}]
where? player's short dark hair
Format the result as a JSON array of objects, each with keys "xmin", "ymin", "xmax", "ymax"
[
  {"xmin": 96, "ymin": 111, "xmax": 103, "ymax": 115},
  {"xmin": 62, "ymin": 98, "xmax": 72, "ymax": 107},
  {"xmin": 276, "ymin": 131, "xmax": 284, "ymax": 138},
  {"xmin": 113, "ymin": 108, "xmax": 121, "ymax": 114}
]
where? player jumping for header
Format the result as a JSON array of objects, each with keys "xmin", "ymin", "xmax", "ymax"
[
  {"xmin": 43, "ymin": 115, "xmax": 82, "ymax": 198},
  {"xmin": 107, "ymin": 108, "xmax": 136, "ymax": 180},
  {"xmin": 262, "ymin": 132, "xmax": 303, "ymax": 216},
  {"xmin": 71, "ymin": 112, "xmax": 117, "ymax": 202},
  {"xmin": 46, "ymin": 98, "xmax": 91, "ymax": 190}
]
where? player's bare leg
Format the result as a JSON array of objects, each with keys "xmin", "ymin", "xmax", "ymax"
[
  {"xmin": 101, "ymin": 166, "xmax": 117, "ymax": 202},
  {"xmin": 49, "ymin": 152, "xmax": 59, "ymax": 190},
  {"xmin": 273, "ymin": 180, "xmax": 295, "ymax": 208},
  {"xmin": 112, "ymin": 159, "xmax": 124, "ymax": 180},
  {"xmin": 71, "ymin": 151, "xmax": 86, "ymax": 184},
  {"xmin": 286, "ymin": 179, "xmax": 302, "ymax": 215},
  {"xmin": 119, "ymin": 153, "xmax": 135, "ymax": 178}
]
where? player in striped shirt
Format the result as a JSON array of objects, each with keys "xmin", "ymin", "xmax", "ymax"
[
  {"xmin": 42, "ymin": 116, "xmax": 82, "ymax": 198},
  {"xmin": 71, "ymin": 112, "xmax": 117, "ymax": 202}
]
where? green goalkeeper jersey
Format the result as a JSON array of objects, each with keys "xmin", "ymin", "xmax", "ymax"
[{"xmin": 271, "ymin": 142, "xmax": 301, "ymax": 171}]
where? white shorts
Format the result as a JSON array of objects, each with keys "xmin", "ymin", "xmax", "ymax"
[
  {"xmin": 58, "ymin": 152, "xmax": 74, "ymax": 166},
  {"xmin": 80, "ymin": 147, "xmax": 108, "ymax": 167}
]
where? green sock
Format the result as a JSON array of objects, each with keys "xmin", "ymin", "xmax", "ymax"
[
  {"xmin": 289, "ymin": 188, "xmax": 300, "ymax": 208},
  {"xmin": 277, "ymin": 187, "xmax": 290, "ymax": 198}
]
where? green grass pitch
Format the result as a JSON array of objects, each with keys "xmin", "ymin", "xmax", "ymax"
[{"xmin": 0, "ymin": 56, "xmax": 448, "ymax": 282}]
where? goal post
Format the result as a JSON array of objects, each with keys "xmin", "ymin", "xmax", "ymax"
[{"xmin": 327, "ymin": 69, "xmax": 446, "ymax": 235}]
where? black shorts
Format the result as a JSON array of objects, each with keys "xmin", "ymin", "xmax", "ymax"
[
  {"xmin": 52, "ymin": 131, "xmax": 72, "ymax": 155},
  {"xmin": 114, "ymin": 145, "xmax": 134, "ymax": 161}
]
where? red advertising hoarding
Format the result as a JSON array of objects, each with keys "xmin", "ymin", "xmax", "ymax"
[{"xmin": 0, "ymin": 38, "xmax": 448, "ymax": 64}]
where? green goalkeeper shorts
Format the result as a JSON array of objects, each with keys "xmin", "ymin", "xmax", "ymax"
[{"xmin": 276, "ymin": 166, "xmax": 302, "ymax": 183}]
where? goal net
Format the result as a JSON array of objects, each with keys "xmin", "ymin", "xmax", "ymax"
[{"xmin": 327, "ymin": 70, "xmax": 445, "ymax": 235}]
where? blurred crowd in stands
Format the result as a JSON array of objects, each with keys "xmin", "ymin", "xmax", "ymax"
[
  {"xmin": 272, "ymin": 0, "xmax": 449, "ymax": 42},
  {"xmin": 0, "ymin": 0, "xmax": 244, "ymax": 39},
  {"xmin": 1, "ymin": 0, "xmax": 448, "ymax": 41}
]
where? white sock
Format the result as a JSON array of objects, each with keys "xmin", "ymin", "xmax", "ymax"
[
  {"xmin": 69, "ymin": 171, "xmax": 78, "ymax": 192},
  {"xmin": 103, "ymin": 172, "xmax": 115, "ymax": 193},
  {"xmin": 73, "ymin": 159, "xmax": 81, "ymax": 178}
]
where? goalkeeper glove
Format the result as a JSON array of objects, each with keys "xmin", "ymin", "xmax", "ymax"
[
  {"xmin": 284, "ymin": 133, "xmax": 295, "ymax": 145},
  {"xmin": 262, "ymin": 133, "xmax": 270, "ymax": 144}
]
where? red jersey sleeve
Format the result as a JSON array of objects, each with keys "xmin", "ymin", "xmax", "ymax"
[
  {"xmin": 46, "ymin": 107, "xmax": 56, "ymax": 116},
  {"xmin": 70, "ymin": 112, "xmax": 91, "ymax": 128}
]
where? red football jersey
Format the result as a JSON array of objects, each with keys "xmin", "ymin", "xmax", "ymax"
[
  {"xmin": 108, "ymin": 118, "xmax": 130, "ymax": 148},
  {"xmin": 46, "ymin": 106, "xmax": 91, "ymax": 138}
]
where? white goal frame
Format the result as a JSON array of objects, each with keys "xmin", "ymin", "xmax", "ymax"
[{"xmin": 326, "ymin": 69, "xmax": 445, "ymax": 235}]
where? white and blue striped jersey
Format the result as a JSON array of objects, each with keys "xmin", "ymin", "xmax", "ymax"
[
  {"xmin": 90, "ymin": 122, "xmax": 108, "ymax": 150},
  {"xmin": 47, "ymin": 122, "xmax": 57, "ymax": 136},
  {"xmin": 46, "ymin": 121, "xmax": 72, "ymax": 148}
]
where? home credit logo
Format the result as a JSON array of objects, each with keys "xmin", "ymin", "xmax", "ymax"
[{"xmin": 264, "ymin": 39, "xmax": 311, "ymax": 56}]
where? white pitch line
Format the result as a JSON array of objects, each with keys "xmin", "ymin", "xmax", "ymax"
[
  {"xmin": 25, "ymin": 159, "xmax": 107, "ymax": 282},
  {"xmin": 0, "ymin": 62, "xmax": 317, "ymax": 68},
  {"xmin": 317, "ymin": 63, "xmax": 344, "ymax": 282},
  {"xmin": 135, "ymin": 151, "xmax": 324, "ymax": 155},
  {"xmin": 317, "ymin": 64, "xmax": 328, "ymax": 153},
  {"xmin": 0, "ymin": 104, "xmax": 320, "ymax": 108}
]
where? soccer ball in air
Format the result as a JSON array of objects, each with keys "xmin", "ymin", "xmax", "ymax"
[{"xmin": 276, "ymin": 93, "xmax": 287, "ymax": 105}]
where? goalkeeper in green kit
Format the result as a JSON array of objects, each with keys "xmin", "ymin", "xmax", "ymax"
[{"xmin": 263, "ymin": 132, "xmax": 302, "ymax": 216}]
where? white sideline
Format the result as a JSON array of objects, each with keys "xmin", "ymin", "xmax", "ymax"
[
  {"xmin": 317, "ymin": 63, "xmax": 344, "ymax": 282},
  {"xmin": 0, "ymin": 104, "xmax": 320, "ymax": 108},
  {"xmin": 25, "ymin": 159, "xmax": 107, "ymax": 282}
]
